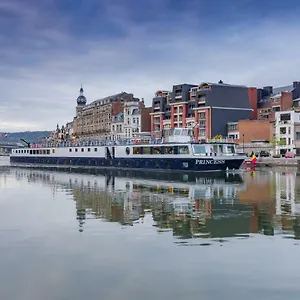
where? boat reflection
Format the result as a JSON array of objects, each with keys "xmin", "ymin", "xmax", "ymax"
[{"xmin": 12, "ymin": 168, "xmax": 300, "ymax": 240}]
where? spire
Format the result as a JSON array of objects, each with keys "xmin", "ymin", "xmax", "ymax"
[{"xmin": 77, "ymin": 85, "xmax": 87, "ymax": 106}]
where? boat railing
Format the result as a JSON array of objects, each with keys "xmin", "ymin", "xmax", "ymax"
[{"xmin": 26, "ymin": 136, "xmax": 235, "ymax": 149}]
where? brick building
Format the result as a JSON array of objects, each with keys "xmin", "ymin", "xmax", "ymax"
[
  {"xmin": 227, "ymin": 120, "xmax": 272, "ymax": 143},
  {"xmin": 150, "ymin": 81, "xmax": 253, "ymax": 141},
  {"xmin": 247, "ymin": 81, "xmax": 300, "ymax": 122},
  {"xmin": 73, "ymin": 87, "xmax": 149, "ymax": 140}
]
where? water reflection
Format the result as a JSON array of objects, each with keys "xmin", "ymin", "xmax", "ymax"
[{"xmin": 9, "ymin": 167, "xmax": 300, "ymax": 241}]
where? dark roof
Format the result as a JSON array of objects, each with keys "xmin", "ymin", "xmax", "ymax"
[
  {"xmin": 132, "ymin": 108, "xmax": 141, "ymax": 115},
  {"xmin": 77, "ymin": 95, "xmax": 87, "ymax": 105},
  {"xmin": 273, "ymin": 85, "xmax": 294, "ymax": 95}
]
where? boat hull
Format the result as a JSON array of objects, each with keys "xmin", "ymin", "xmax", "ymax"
[{"xmin": 10, "ymin": 156, "xmax": 244, "ymax": 172}]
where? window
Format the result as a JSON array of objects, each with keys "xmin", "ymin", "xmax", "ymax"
[
  {"xmin": 280, "ymin": 127, "xmax": 286, "ymax": 134},
  {"xmin": 69, "ymin": 148, "xmax": 72, "ymax": 152},
  {"xmin": 133, "ymin": 118, "xmax": 136, "ymax": 123},
  {"xmin": 94, "ymin": 148, "xmax": 97, "ymax": 152},
  {"xmin": 143, "ymin": 147, "xmax": 151, "ymax": 154},
  {"xmin": 153, "ymin": 147, "xmax": 162, "ymax": 154},
  {"xmin": 192, "ymin": 145, "xmax": 206, "ymax": 155},
  {"xmin": 75, "ymin": 148, "xmax": 78, "ymax": 152},
  {"xmin": 81, "ymin": 148, "xmax": 84, "ymax": 152},
  {"xmin": 228, "ymin": 123, "xmax": 238, "ymax": 131},
  {"xmin": 126, "ymin": 147, "xmax": 130, "ymax": 155},
  {"xmin": 227, "ymin": 145, "xmax": 235, "ymax": 154},
  {"xmin": 296, "ymin": 132, "xmax": 300, "ymax": 140},
  {"xmin": 133, "ymin": 147, "xmax": 141, "ymax": 154},
  {"xmin": 52, "ymin": 149, "xmax": 55, "ymax": 153},
  {"xmin": 280, "ymin": 113, "xmax": 291, "ymax": 121},
  {"xmin": 88, "ymin": 148, "xmax": 91, "ymax": 152},
  {"xmin": 47, "ymin": 150, "xmax": 50, "ymax": 154},
  {"xmin": 165, "ymin": 146, "xmax": 175, "ymax": 154},
  {"xmin": 272, "ymin": 106, "xmax": 280, "ymax": 112},
  {"xmin": 178, "ymin": 146, "xmax": 189, "ymax": 154}
]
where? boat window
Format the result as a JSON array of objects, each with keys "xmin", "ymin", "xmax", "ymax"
[
  {"xmin": 133, "ymin": 147, "xmax": 141, "ymax": 154},
  {"xmin": 218, "ymin": 145, "xmax": 223, "ymax": 154},
  {"xmin": 88, "ymin": 148, "xmax": 91, "ymax": 152},
  {"xmin": 75, "ymin": 148, "xmax": 78, "ymax": 152},
  {"xmin": 47, "ymin": 150, "xmax": 50, "ymax": 155},
  {"xmin": 94, "ymin": 148, "xmax": 97, "ymax": 152},
  {"xmin": 143, "ymin": 147, "xmax": 151, "ymax": 154},
  {"xmin": 30, "ymin": 150, "xmax": 33, "ymax": 154},
  {"xmin": 52, "ymin": 149, "xmax": 55, "ymax": 153},
  {"xmin": 165, "ymin": 146, "xmax": 175, "ymax": 154},
  {"xmin": 227, "ymin": 145, "xmax": 235, "ymax": 154},
  {"xmin": 153, "ymin": 147, "xmax": 162, "ymax": 154},
  {"xmin": 178, "ymin": 146, "xmax": 189, "ymax": 154},
  {"xmin": 81, "ymin": 148, "xmax": 84, "ymax": 152},
  {"xmin": 69, "ymin": 148, "xmax": 72, "ymax": 152},
  {"xmin": 126, "ymin": 147, "xmax": 130, "ymax": 155},
  {"xmin": 192, "ymin": 145, "xmax": 207, "ymax": 155}
]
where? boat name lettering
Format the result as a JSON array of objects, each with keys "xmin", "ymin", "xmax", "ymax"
[{"xmin": 195, "ymin": 159, "xmax": 225, "ymax": 165}]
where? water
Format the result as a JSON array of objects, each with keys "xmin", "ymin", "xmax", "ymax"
[{"xmin": 1, "ymin": 156, "xmax": 300, "ymax": 300}]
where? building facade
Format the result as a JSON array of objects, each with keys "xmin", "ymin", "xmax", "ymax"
[
  {"xmin": 274, "ymin": 110, "xmax": 300, "ymax": 155},
  {"xmin": 73, "ymin": 87, "xmax": 143, "ymax": 140},
  {"xmin": 72, "ymin": 87, "xmax": 151, "ymax": 141},
  {"xmin": 227, "ymin": 120, "xmax": 272, "ymax": 143},
  {"xmin": 248, "ymin": 81, "xmax": 300, "ymax": 122},
  {"xmin": 151, "ymin": 81, "xmax": 253, "ymax": 141}
]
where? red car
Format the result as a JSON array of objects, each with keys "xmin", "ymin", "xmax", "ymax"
[{"xmin": 285, "ymin": 152, "xmax": 296, "ymax": 158}]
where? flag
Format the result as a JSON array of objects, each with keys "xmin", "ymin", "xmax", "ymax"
[{"xmin": 3, "ymin": 133, "xmax": 8, "ymax": 138}]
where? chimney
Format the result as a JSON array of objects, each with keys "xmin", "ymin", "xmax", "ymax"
[
  {"xmin": 263, "ymin": 86, "xmax": 273, "ymax": 96},
  {"xmin": 293, "ymin": 81, "xmax": 300, "ymax": 88}
]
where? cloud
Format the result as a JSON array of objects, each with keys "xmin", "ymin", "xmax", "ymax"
[{"xmin": 1, "ymin": 0, "xmax": 300, "ymax": 131}]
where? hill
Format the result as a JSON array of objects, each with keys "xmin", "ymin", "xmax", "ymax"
[{"xmin": 0, "ymin": 131, "xmax": 52, "ymax": 143}]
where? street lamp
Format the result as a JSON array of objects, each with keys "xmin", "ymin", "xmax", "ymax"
[{"xmin": 242, "ymin": 133, "xmax": 245, "ymax": 153}]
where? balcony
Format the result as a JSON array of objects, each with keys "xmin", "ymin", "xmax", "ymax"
[{"xmin": 174, "ymin": 93, "xmax": 182, "ymax": 99}]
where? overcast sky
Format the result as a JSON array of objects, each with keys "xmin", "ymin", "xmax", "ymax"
[{"xmin": 1, "ymin": 0, "xmax": 300, "ymax": 132}]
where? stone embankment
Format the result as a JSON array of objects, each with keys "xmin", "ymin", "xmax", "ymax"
[{"xmin": 255, "ymin": 157, "xmax": 298, "ymax": 167}]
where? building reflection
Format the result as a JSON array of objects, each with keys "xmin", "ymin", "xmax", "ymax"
[{"xmin": 11, "ymin": 168, "xmax": 300, "ymax": 240}]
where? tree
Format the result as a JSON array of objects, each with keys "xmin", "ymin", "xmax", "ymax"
[{"xmin": 270, "ymin": 138, "xmax": 286, "ymax": 147}]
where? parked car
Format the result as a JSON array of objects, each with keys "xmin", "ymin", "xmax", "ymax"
[
  {"xmin": 255, "ymin": 151, "xmax": 271, "ymax": 157},
  {"xmin": 285, "ymin": 152, "xmax": 296, "ymax": 158}
]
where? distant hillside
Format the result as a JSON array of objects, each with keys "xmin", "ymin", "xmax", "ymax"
[{"xmin": 0, "ymin": 131, "xmax": 52, "ymax": 143}]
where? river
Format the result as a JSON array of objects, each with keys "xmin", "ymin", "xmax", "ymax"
[{"xmin": 0, "ymin": 156, "xmax": 300, "ymax": 300}]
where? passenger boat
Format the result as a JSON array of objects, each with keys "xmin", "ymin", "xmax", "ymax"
[{"xmin": 10, "ymin": 128, "xmax": 246, "ymax": 172}]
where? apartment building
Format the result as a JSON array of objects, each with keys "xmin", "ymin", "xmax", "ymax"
[
  {"xmin": 274, "ymin": 110, "xmax": 300, "ymax": 155},
  {"xmin": 250, "ymin": 81, "xmax": 300, "ymax": 122},
  {"xmin": 151, "ymin": 81, "xmax": 253, "ymax": 141},
  {"xmin": 73, "ymin": 86, "xmax": 140, "ymax": 139}
]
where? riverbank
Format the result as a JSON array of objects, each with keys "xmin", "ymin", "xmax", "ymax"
[{"xmin": 255, "ymin": 157, "xmax": 298, "ymax": 167}]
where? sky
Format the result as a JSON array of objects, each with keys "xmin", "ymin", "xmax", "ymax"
[{"xmin": 1, "ymin": 0, "xmax": 300, "ymax": 132}]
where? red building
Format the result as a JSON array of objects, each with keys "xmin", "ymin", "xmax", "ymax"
[{"xmin": 150, "ymin": 82, "xmax": 254, "ymax": 141}]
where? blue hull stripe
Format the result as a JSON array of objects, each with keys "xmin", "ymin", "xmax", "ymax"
[{"xmin": 10, "ymin": 156, "xmax": 244, "ymax": 172}]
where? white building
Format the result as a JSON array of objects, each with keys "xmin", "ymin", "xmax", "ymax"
[
  {"xmin": 123, "ymin": 101, "xmax": 142, "ymax": 139},
  {"xmin": 274, "ymin": 110, "xmax": 300, "ymax": 155},
  {"xmin": 111, "ymin": 111, "xmax": 124, "ymax": 141}
]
